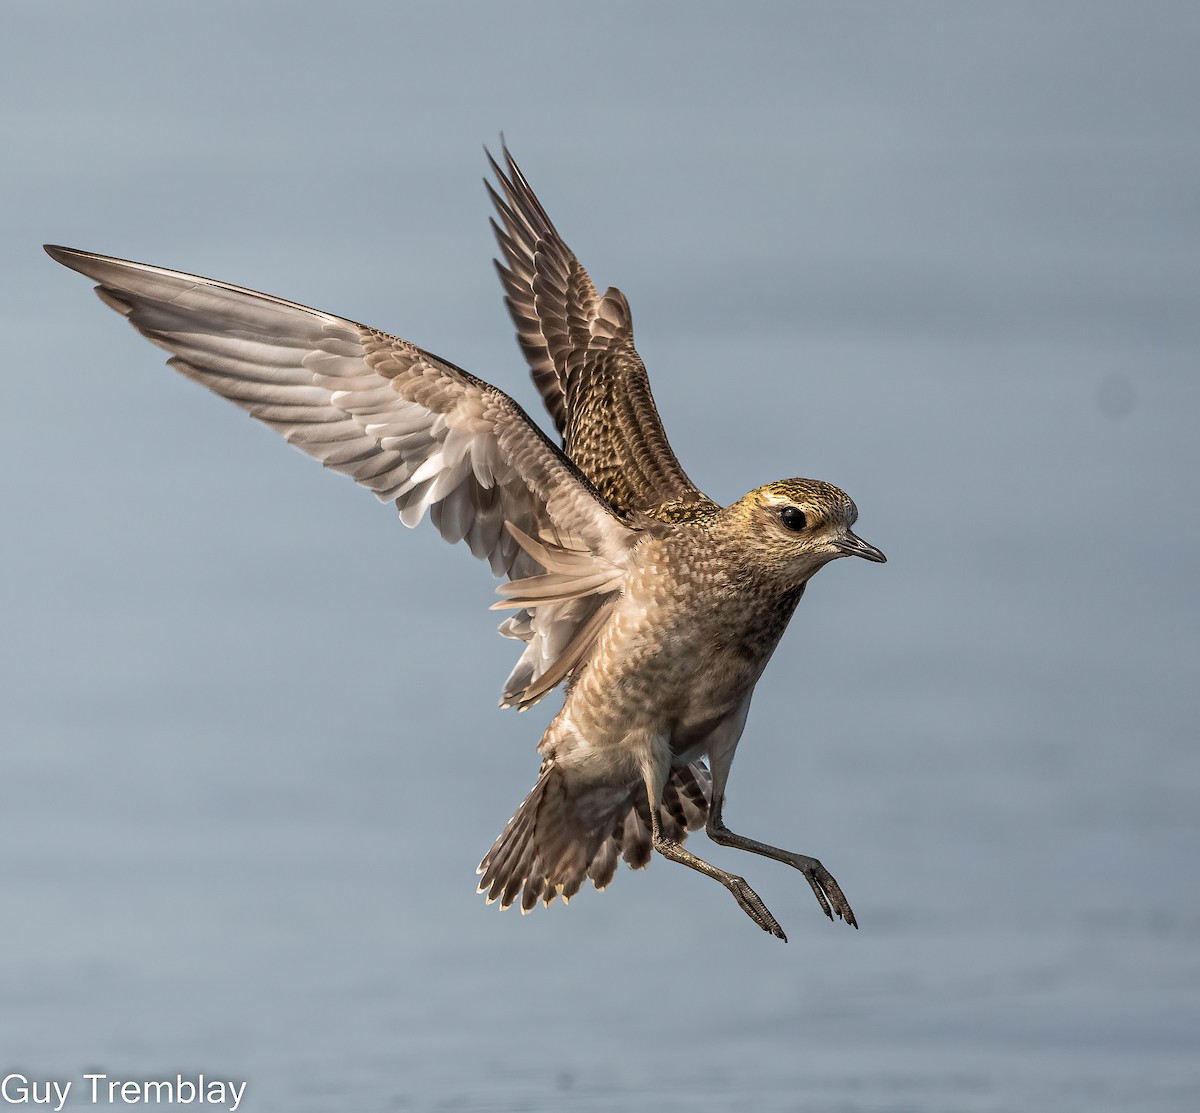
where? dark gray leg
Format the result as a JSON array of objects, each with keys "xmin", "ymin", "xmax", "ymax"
[
  {"xmin": 650, "ymin": 802, "xmax": 787, "ymax": 941},
  {"xmin": 706, "ymin": 794, "xmax": 857, "ymax": 928},
  {"xmin": 641, "ymin": 749, "xmax": 786, "ymax": 941}
]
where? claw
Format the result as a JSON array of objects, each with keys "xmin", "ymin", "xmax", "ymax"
[
  {"xmin": 799, "ymin": 858, "xmax": 858, "ymax": 928},
  {"xmin": 727, "ymin": 876, "xmax": 788, "ymax": 942},
  {"xmin": 804, "ymin": 872, "xmax": 835, "ymax": 920}
]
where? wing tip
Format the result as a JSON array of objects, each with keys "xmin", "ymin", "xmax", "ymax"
[{"xmin": 44, "ymin": 243, "xmax": 91, "ymax": 270}]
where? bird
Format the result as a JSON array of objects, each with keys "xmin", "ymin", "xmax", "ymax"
[{"xmin": 45, "ymin": 145, "xmax": 885, "ymax": 941}]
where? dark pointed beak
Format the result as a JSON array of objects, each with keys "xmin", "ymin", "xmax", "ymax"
[{"xmin": 833, "ymin": 531, "xmax": 887, "ymax": 563}]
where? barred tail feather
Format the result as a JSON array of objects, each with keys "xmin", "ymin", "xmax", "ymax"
[{"xmin": 476, "ymin": 760, "xmax": 711, "ymax": 912}]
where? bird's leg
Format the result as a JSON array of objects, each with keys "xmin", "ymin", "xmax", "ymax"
[
  {"xmin": 641, "ymin": 756, "xmax": 786, "ymax": 941},
  {"xmin": 705, "ymin": 793, "xmax": 858, "ymax": 928}
]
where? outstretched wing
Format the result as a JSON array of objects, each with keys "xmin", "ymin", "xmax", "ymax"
[
  {"xmin": 487, "ymin": 147, "xmax": 715, "ymax": 518},
  {"xmin": 46, "ymin": 244, "xmax": 639, "ymax": 708}
]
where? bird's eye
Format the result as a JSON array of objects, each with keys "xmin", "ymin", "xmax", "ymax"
[{"xmin": 780, "ymin": 506, "xmax": 807, "ymax": 532}]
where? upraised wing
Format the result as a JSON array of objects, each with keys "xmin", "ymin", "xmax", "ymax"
[
  {"xmin": 487, "ymin": 147, "xmax": 715, "ymax": 519},
  {"xmin": 45, "ymin": 244, "xmax": 640, "ymax": 709}
]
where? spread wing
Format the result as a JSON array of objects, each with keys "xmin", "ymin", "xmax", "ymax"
[
  {"xmin": 46, "ymin": 244, "xmax": 640, "ymax": 709},
  {"xmin": 487, "ymin": 147, "xmax": 715, "ymax": 518}
]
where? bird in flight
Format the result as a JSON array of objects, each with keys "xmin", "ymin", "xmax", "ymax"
[{"xmin": 46, "ymin": 146, "xmax": 885, "ymax": 941}]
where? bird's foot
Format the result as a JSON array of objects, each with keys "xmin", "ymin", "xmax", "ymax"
[
  {"xmin": 793, "ymin": 855, "xmax": 857, "ymax": 928},
  {"xmin": 725, "ymin": 875, "xmax": 787, "ymax": 942}
]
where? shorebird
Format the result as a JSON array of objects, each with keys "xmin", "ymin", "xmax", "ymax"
[{"xmin": 46, "ymin": 146, "xmax": 885, "ymax": 941}]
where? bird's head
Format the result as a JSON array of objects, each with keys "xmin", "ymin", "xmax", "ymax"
[{"xmin": 721, "ymin": 478, "xmax": 886, "ymax": 586}]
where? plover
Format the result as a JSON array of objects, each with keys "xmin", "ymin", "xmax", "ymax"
[{"xmin": 46, "ymin": 147, "xmax": 885, "ymax": 940}]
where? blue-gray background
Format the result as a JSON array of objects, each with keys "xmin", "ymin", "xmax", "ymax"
[{"xmin": 3, "ymin": 3, "xmax": 1197, "ymax": 1110}]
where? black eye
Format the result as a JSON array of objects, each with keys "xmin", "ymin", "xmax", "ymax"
[{"xmin": 780, "ymin": 506, "xmax": 807, "ymax": 532}]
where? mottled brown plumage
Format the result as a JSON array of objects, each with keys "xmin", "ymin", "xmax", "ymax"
[
  {"xmin": 489, "ymin": 147, "xmax": 716, "ymax": 520},
  {"xmin": 45, "ymin": 146, "xmax": 885, "ymax": 941}
]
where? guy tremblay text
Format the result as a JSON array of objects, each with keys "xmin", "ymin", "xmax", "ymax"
[{"xmin": 1, "ymin": 1074, "xmax": 245, "ymax": 1112}]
